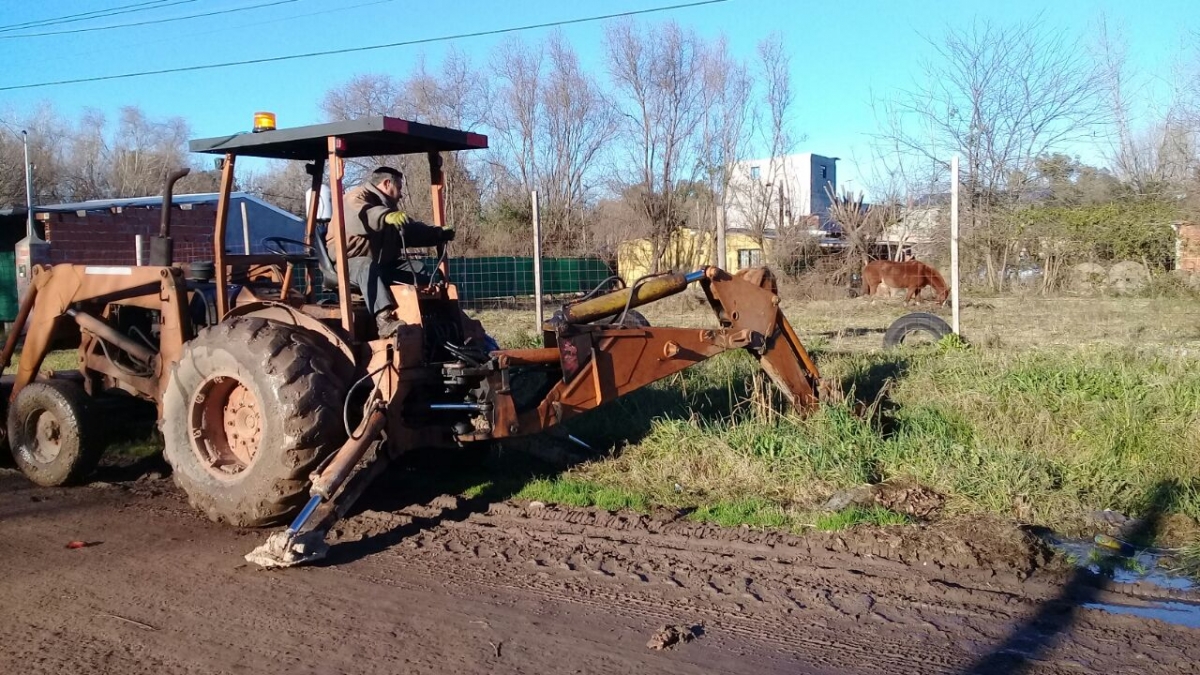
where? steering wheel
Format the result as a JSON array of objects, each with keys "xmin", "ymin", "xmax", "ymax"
[{"xmin": 261, "ymin": 236, "xmax": 315, "ymax": 260}]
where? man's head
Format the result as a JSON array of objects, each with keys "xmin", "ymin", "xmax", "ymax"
[{"xmin": 369, "ymin": 166, "xmax": 404, "ymax": 202}]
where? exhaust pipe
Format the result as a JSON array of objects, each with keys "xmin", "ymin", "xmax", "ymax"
[{"xmin": 149, "ymin": 168, "xmax": 191, "ymax": 266}]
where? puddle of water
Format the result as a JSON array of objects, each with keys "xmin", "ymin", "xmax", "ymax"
[
  {"xmin": 1051, "ymin": 538, "xmax": 1195, "ymax": 592},
  {"xmin": 1048, "ymin": 537, "xmax": 1200, "ymax": 629},
  {"xmin": 1081, "ymin": 601, "xmax": 1200, "ymax": 629}
]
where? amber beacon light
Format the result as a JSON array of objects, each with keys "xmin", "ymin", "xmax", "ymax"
[{"xmin": 252, "ymin": 111, "xmax": 277, "ymax": 133}]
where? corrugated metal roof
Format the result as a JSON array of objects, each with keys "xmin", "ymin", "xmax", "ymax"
[{"xmin": 8, "ymin": 192, "xmax": 300, "ymax": 222}]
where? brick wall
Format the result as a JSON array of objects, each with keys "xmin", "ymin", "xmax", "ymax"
[
  {"xmin": 1179, "ymin": 223, "xmax": 1200, "ymax": 273},
  {"xmin": 40, "ymin": 205, "xmax": 219, "ymax": 265}
]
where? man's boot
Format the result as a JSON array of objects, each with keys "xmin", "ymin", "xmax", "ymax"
[{"xmin": 375, "ymin": 309, "xmax": 403, "ymax": 338}]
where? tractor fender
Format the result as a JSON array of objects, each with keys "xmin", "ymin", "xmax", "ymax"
[{"xmin": 223, "ymin": 301, "xmax": 355, "ymax": 372}]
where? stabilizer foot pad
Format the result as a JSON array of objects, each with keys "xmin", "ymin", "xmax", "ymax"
[{"xmin": 244, "ymin": 530, "xmax": 330, "ymax": 569}]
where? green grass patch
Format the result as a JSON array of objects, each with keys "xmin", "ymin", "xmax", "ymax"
[
  {"xmin": 815, "ymin": 506, "xmax": 912, "ymax": 531},
  {"xmin": 687, "ymin": 497, "xmax": 793, "ymax": 529},
  {"xmin": 105, "ymin": 434, "xmax": 163, "ymax": 459},
  {"xmin": 6, "ymin": 349, "xmax": 78, "ymax": 373},
  {"xmin": 517, "ymin": 477, "xmax": 648, "ymax": 512}
]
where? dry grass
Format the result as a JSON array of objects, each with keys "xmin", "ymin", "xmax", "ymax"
[{"xmin": 474, "ymin": 293, "xmax": 1200, "ymax": 355}]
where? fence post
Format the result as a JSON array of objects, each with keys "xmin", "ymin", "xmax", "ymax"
[
  {"xmin": 532, "ymin": 191, "xmax": 544, "ymax": 331},
  {"xmin": 716, "ymin": 204, "xmax": 727, "ymax": 269},
  {"xmin": 135, "ymin": 234, "xmax": 145, "ymax": 266},
  {"xmin": 950, "ymin": 155, "xmax": 961, "ymax": 335}
]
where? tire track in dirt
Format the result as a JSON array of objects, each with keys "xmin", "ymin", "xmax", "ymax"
[
  {"xmin": 326, "ymin": 500, "xmax": 1200, "ymax": 674},
  {"xmin": 3, "ymin": 472, "xmax": 1199, "ymax": 674}
]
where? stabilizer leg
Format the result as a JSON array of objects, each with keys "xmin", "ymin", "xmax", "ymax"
[{"xmin": 246, "ymin": 408, "xmax": 388, "ymax": 568}]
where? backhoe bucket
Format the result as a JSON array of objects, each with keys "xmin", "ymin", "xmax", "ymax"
[
  {"xmin": 757, "ymin": 312, "xmax": 820, "ymax": 410},
  {"xmin": 703, "ymin": 266, "xmax": 821, "ymax": 412}
]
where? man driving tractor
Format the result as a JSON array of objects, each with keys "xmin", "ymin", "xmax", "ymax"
[{"xmin": 331, "ymin": 166, "xmax": 454, "ymax": 337}]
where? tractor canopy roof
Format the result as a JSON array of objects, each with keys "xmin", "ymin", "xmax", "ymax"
[{"xmin": 188, "ymin": 116, "xmax": 488, "ymax": 160}]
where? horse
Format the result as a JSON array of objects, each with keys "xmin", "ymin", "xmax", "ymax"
[{"xmin": 861, "ymin": 259, "xmax": 949, "ymax": 305}]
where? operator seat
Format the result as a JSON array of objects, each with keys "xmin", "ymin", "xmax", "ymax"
[{"xmin": 313, "ymin": 225, "xmax": 345, "ymax": 292}]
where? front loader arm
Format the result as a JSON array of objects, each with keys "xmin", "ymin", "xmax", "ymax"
[{"xmin": 0, "ymin": 264, "xmax": 188, "ymax": 401}]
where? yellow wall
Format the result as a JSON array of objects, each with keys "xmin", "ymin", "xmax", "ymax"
[{"xmin": 617, "ymin": 229, "xmax": 769, "ymax": 282}]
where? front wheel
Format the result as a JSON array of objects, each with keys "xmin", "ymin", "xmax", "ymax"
[
  {"xmin": 162, "ymin": 318, "xmax": 349, "ymax": 527},
  {"xmin": 8, "ymin": 380, "xmax": 99, "ymax": 486}
]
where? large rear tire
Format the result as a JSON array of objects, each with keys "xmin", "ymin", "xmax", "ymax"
[
  {"xmin": 162, "ymin": 318, "xmax": 349, "ymax": 527},
  {"xmin": 8, "ymin": 380, "xmax": 99, "ymax": 487}
]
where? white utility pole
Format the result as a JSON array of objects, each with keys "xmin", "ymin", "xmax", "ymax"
[
  {"xmin": 950, "ymin": 156, "xmax": 961, "ymax": 335},
  {"xmin": 531, "ymin": 191, "xmax": 544, "ymax": 330},
  {"xmin": 22, "ymin": 130, "xmax": 34, "ymax": 239}
]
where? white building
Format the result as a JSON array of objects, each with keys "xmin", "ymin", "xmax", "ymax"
[{"xmin": 726, "ymin": 153, "xmax": 839, "ymax": 232}]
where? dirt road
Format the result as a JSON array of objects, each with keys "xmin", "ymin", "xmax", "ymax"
[{"xmin": 1, "ymin": 468, "xmax": 1197, "ymax": 675}]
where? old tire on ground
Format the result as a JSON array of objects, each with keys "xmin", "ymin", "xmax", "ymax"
[
  {"xmin": 8, "ymin": 380, "xmax": 99, "ymax": 486},
  {"xmin": 883, "ymin": 312, "xmax": 954, "ymax": 349},
  {"xmin": 162, "ymin": 317, "xmax": 349, "ymax": 527}
]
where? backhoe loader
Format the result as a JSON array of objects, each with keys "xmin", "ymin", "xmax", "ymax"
[{"xmin": 1, "ymin": 115, "xmax": 821, "ymax": 567}]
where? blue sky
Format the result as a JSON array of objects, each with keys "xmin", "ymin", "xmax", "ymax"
[{"xmin": 0, "ymin": 0, "xmax": 1194, "ymax": 194}]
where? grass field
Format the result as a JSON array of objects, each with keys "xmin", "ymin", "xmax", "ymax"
[{"xmin": 474, "ymin": 293, "xmax": 1200, "ymax": 545}]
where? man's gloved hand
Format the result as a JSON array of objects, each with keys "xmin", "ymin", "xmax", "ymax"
[
  {"xmin": 440, "ymin": 227, "xmax": 456, "ymax": 242},
  {"xmin": 384, "ymin": 210, "xmax": 411, "ymax": 228}
]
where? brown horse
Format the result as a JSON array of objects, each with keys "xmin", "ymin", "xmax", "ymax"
[{"xmin": 862, "ymin": 259, "xmax": 949, "ymax": 304}]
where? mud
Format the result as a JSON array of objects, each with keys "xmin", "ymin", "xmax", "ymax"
[
  {"xmin": 647, "ymin": 624, "xmax": 702, "ymax": 650},
  {"xmin": 2, "ymin": 468, "xmax": 1199, "ymax": 674}
]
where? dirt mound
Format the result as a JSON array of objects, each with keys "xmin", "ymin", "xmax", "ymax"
[
  {"xmin": 873, "ymin": 480, "xmax": 944, "ymax": 518},
  {"xmin": 329, "ymin": 509, "xmax": 414, "ymax": 543},
  {"xmin": 646, "ymin": 624, "xmax": 702, "ymax": 650},
  {"xmin": 823, "ymin": 479, "xmax": 946, "ymax": 519}
]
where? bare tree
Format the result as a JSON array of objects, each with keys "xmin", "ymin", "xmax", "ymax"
[
  {"xmin": 739, "ymin": 33, "xmax": 800, "ymax": 244},
  {"xmin": 489, "ymin": 37, "xmax": 543, "ymax": 199},
  {"xmin": 540, "ymin": 32, "xmax": 619, "ymax": 253},
  {"xmin": 605, "ymin": 19, "xmax": 708, "ymax": 273},
  {"xmin": 320, "ymin": 55, "xmax": 489, "ymax": 249},
  {"xmin": 697, "ymin": 36, "xmax": 753, "ymax": 267},
  {"xmin": 1, "ymin": 104, "xmax": 216, "ymax": 208},
  {"xmin": 320, "ymin": 73, "xmax": 406, "ymax": 184},
  {"xmin": 486, "ymin": 33, "xmax": 618, "ymax": 255},
  {"xmin": 107, "ymin": 107, "xmax": 194, "ymax": 197},
  {"xmin": 243, "ymin": 160, "xmax": 312, "ymax": 216},
  {"xmin": 0, "ymin": 104, "xmax": 70, "ymax": 207},
  {"xmin": 825, "ymin": 185, "xmax": 898, "ymax": 275},
  {"xmin": 876, "ymin": 17, "xmax": 1109, "ymax": 289},
  {"xmin": 63, "ymin": 109, "xmax": 112, "ymax": 200},
  {"xmin": 1097, "ymin": 20, "xmax": 1199, "ymax": 199}
]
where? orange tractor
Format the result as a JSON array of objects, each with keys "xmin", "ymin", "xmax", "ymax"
[{"xmin": 1, "ymin": 116, "xmax": 821, "ymax": 567}]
